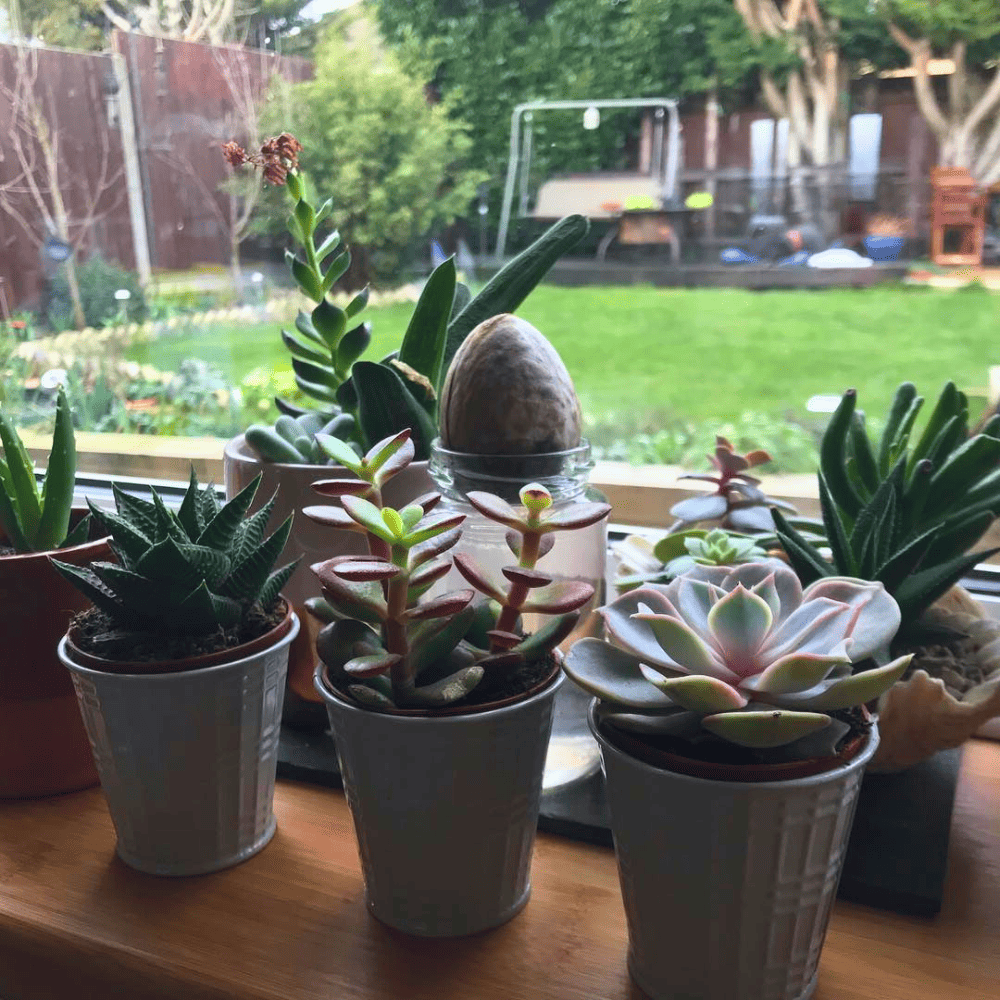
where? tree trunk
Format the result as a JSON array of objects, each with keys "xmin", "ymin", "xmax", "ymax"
[
  {"xmin": 230, "ymin": 237, "xmax": 245, "ymax": 303},
  {"xmin": 64, "ymin": 256, "xmax": 86, "ymax": 330}
]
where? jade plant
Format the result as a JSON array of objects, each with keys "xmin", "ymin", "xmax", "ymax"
[
  {"xmin": 0, "ymin": 388, "xmax": 90, "ymax": 552},
  {"xmin": 51, "ymin": 470, "xmax": 297, "ymax": 636},
  {"xmin": 772, "ymin": 382, "xmax": 1000, "ymax": 628},
  {"xmin": 305, "ymin": 429, "xmax": 611, "ymax": 710},
  {"xmin": 226, "ymin": 133, "xmax": 588, "ymax": 465},
  {"xmin": 565, "ymin": 563, "xmax": 911, "ymax": 756}
]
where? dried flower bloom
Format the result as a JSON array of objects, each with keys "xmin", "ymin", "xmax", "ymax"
[{"xmin": 222, "ymin": 132, "xmax": 303, "ymax": 186}]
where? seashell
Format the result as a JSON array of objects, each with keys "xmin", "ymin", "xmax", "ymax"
[{"xmin": 869, "ymin": 598, "xmax": 1000, "ymax": 772}]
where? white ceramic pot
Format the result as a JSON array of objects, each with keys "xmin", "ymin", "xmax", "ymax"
[
  {"xmin": 315, "ymin": 666, "xmax": 562, "ymax": 936},
  {"xmin": 58, "ymin": 613, "xmax": 299, "ymax": 876},
  {"xmin": 592, "ymin": 705, "xmax": 879, "ymax": 1000},
  {"xmin": 224, "ymin": 434, "xmax": 432, "ymax": 716}
]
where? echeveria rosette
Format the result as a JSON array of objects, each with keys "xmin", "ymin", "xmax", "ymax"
[{"xmin": 564, "ymin": 562, "xmax": 912, "ymax": 756}]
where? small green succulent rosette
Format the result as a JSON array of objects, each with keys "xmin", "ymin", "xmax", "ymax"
[{"xmin": 565, "ymin": 562, "xmax": 912, "ymax": 760}]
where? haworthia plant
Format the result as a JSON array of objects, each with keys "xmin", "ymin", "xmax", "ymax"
[
  {"xmin": 51, "ymin": 470, "xmax": 297, "ymax": 635},
  {"xmin": 773, "ymin": 382, "xmax": 1000, "ymax": 626},
  {"xmin": 0, "ymin": 388, "xmax": 90, "ymax": 553},
  {"xmin": 231, "ymin": 134, "xmax": 588, "ymax": 465}
]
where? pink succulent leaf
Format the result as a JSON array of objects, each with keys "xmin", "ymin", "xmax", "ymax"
[
  {"xmin": 800, "ymin": 577, "xmax": 901, "ymax": 661},
  {"xmin": 404, "ymin": 665, "xmax": 485, "ymax": 707},
  {"xmin": 669, "ymin": 494, "xmax": 728, "ymax": 523},
  {"xmin": 598, "ymin": 708, "xmax": 701, "ymax": 740},
  {"xmin": 347, "ymin": 684, "xmax": 395, "ymax": 709},
  {"xmin": 408, "ymin": 526, "xmax": 463, "ymax": 569},
  {"xmin": 522, "ymin": 580, "xmax": 595, "ymax": 615},
  {"xmin": 777, "ymin": 655, "xmax": 912, "ymax": 712},
  {"xmin": 366, "ymin": 433, "xmax": 414, "ymax": 482},
  {"xmin": 506, "ymin": 529, "xmax": 554, "ymax": 560},
  {"xmin": 511, "ymin": 613, "xmax": 580, "ymax": 656},
  {"xmin": 725, "ymin": 507, "xmax": 776, "ymax": 534},
  {"xmin": 744, "ymin": 449, "xmax": 772, "ymax": 468},
  {"xmin": 563, "ymin": 638, "xmax": 678, "ymax": 710},
  {"xmin": 706, "ymin": 586, "xmax": 774, "ymax": 667},
  {"xmin": 726, "ymin": 480, "xmax": 766, "ymax": 502},
  {"xmin": 341, "ymin": 495, "xmax": 396, "ymax": 542},
  {"xmin": 701, "ymin": 710, "xmax": 832, "ymax": 749},
  {"xmin": 600, "ymin": 587, "xmax": 687, "ymax": 671},
  {"xmin": 648, "ymin": 674, "xmax": 748, "ymax": 714},
  {"xmin": 716, "ymin": 445, "xmax": 749, "ymax": 474},
  {"xmin": 669, "ymin": 577, "xmax": 719, "ymax": 636},
  {"xmin": 632, "ymin": 613, "xmax": 731, "ymax": 678},
  {"xmin": 310, "ymin": 479, "xmax": 373, "ymax": 498},
  {"xmin": 759, "ymin": 598, "xmax": 854, "ymax": 661},
  {"xmin": 403, "ymin": 589, "xmax": 475, "ymax": 621},
  {"xmin": 302, "ymin": 504, "xmax": 368, "ymax": 532},
  {"xmin": 334, "ymin": 559, "xmax": 401, "ymax": 583},
  {"xmin": 741, "ymin": 640, "xmax": 852, "ymax": 696},
  {"xmin": 408, "ymin": 558, "xmax": 452, "ymax": 591},
  {"xmin": 402, "ymin": 511, "xmax": 467, "ymax": 546},
  {"xmin": 452, "ymin": 552, "xmax": 506, "ymax": 602},
  {"xmin": 746, "ymin": 573, "xmax": 781, "ymax": 622},
  {"xmin": 413, "ymin": 491, "xmax": 443, "ymax": 514},
  {"xmin": 733, "ymin": 473, "xmax": 763, "ymax": 486},
  {"xmin": 486, "ymin": 630, "xmax": 522, "ymax": 651},
  {"xmin": 679, "ymin": 565, "xmax": 732, "ymax": 586},
  {"xmin": 749, "ymin": 566, "xmax": 803, "ymax": 626},
  {"xmin": 677, "ymin": 474, "xmax": 724, "ymax": 485},
  {"xmin": 315, "ymin": 433, "xmax": 364, "ymax": 473},
  {"xmin": 465, "ymin": 491, "xmax": 524, "ymax": 529},
  {"xmin": 502, "ymin": 566, "xmax": 553, "ymax": 589},
  {"xmin": 362, "ymin": 429, "xmax": 411, "ymax": 471},
  {"xmin": 343, "ymin": 651, "xmax": 403, "ymax": 677},
  {"xmin": 538, "ymin": 502, "xmax": 611, "ymax": 532},
  {"xmin": 311, "ymin": 558, "xmax": 387, "ymax": 622}
]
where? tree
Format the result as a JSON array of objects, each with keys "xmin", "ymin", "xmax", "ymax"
[
  {"xmin": 258, "ymin": 15, "xmax": 484, "ymax": 284},
  {"xmin": 0, "ymin": 43, "xmax": 125, "ymax": 327},
  {"xmin": 877, "ymin": 0, "xmax": 1000, "ymax": 186}
]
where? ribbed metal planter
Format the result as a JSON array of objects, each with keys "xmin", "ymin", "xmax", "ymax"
[
  {"xmin": 592, "ymin": 704, "xmax": 879, "ymax": 1000},
  {"xmin": 316, "ymin": 667, "xmax": 562, "ymax": 936},
  {"xmin": 58, "ymin": 613, "xmax": 298, "ymax": 876}
]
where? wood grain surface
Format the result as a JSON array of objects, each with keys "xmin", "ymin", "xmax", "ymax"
[{"xmin": 1, "ymin": 741, "xmax": 998, "ymax": 1000}]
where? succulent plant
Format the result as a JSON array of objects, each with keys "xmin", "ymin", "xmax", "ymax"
[
  {"xmin": 304, "ymin": 429, "xmax": 610, "ymax": 710},
  {"xmin": 0, "ymin": 388, "xmax": 90, "ymax": 553},
  {"xmin": 668, "ymin": 436, "xmax": 799, "ymax": 534},
  {"xmin": 772, "ymin": 382, "xmax": 1000, "ymax": 628},
  {"xmin": 565, "ymin": 562, "xmax": 911, "ymax": 756},
  {"xmin": 51, "ymin": 470, "xmax": 297, "ymax": 635},
  {"xmin": 228, "ymin": 134, "xmax": 588, "ymax": 466}
]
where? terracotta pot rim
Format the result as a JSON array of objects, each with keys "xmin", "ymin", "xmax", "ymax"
[
  {"xmin": 226, "ymin": 433, "xmax": 430, "ymax": 474},
  {"xmin": 590, "ymin": 701, "xmax": 876, "ymax": 786},
  {"xmin": 61, "ymin": 600, "xmax": 298, "ymax": 678},
  {"xmin": 316, "ymin": 654, "xmax": 563, "ymax": 722},
  {"xmin": 0, "ymin": 507, "xmax": 109, "ymax": 565}
]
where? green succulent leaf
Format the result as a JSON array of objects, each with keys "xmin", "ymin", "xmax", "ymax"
[
  {"xmin": 353, "ymin": 361, "xmax": 438, "ymax": 461},
  {"xmin": 285, "ymin": 250, "xmax": 322, "ymax": 301},
  {"xmin": 398, "ymin": 256, "xmax": 456, "ymax": 391},
  {"xmin": 0, "ymin": 407, "xmax": 41, "ymax": 545},
  {"xmin": 35, "ymin": 388, "xmax": 75, "ymax": 550},
  {"xmin": 701, "ymin": 710, "xmax": 831, "ymax": 749},
  {"xmin": 197, "ymin": 475, "xmax": 260, "ymax": 551}
]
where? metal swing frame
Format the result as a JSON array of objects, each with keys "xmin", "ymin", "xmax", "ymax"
[{"xmin": 493, "ymin": 97, "xmax": 681, "ymax": 263}]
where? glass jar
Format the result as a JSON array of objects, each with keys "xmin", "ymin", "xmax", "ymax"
[{"xmin": 429, "ymin": 439, "xmax": 608, "ymax": 790}]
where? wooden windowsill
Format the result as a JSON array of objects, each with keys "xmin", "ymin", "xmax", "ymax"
[{"xmin": 1, "ymin": 741, "xmax": 999, "ymax": 1000}]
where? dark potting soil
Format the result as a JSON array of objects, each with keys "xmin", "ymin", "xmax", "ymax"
[
  {"xmin": 0, "ymin": 544, "xmax": 16, "ymax": 558},
  {"xmin": 892, "ymin": 627, "xmax": 992, "ymax": 700},
  {"xmin": 69, "ymin": 600, "xmax": 287, "ymax": 664},
  {"xmin": 603, "ymin": 704, "xmax": 872, "ymax": 769}
]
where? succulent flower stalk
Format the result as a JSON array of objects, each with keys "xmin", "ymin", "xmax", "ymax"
[
  {"xmin": 565, "ymin": 563, "xmax": 911, "ymax": 755},
  {"xmin": 305, "ymin": 429, "xmax": 610, "ymax": 710}
]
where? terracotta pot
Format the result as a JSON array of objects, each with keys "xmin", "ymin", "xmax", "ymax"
[
  {"xmin": 223, "ymin": 434, "xmax": 433, "ymax": 723},
  {"xmin": 0, "ymin": 510, "xmax": 109, "ymax": 798}
]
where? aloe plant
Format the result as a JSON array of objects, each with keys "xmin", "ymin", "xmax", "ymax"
[
  {"xmin": 227, "ymin": 133, "xmax": 588, "ymax": 465},
  {"xmin": 304, "ymin": 429, "xmax": 610, "ymax": 710},
  {"xmin": 51, "ymin": 470, "xmax": 297, "ymax": 635},
  {"xmin": 565, "ymin": 563, "xmax": 910, "ymax": 756},
  {"xmin": 773, "ymin": 382, "xmax": 1000, "ymax": 627},
  {"xmin": 0, "ymin": 388, "xmax": 89, "ymax": 553}
]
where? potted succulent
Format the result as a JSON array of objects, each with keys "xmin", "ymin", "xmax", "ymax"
[
  {"xmin": 306, "ymin": 428, "xmax": 610, "ymax": 935},
  {"xmin": 50, "ymin": 471, "xmax": 298, "ymax": 876},
  {"xmin": 564, "ymin": 562, "xmax": 910, "ymax": 1000},
  {"xmin": 0, "ymin": 388, "xmax": 109, "ymax": 798},
  {"xmin": 222, "ymin": 135, "xmax": 588, "ymax": 719},
  {"xmin": 772, "ymin": 381, "xmax": 1000, "ymax": 770}
]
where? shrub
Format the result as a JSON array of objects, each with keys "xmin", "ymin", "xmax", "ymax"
[{"xmin": 47, "ymin": 256, "xmax": 147, "ymax": 332}]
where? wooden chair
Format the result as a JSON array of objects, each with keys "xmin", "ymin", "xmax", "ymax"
[{"xmin": 931, "ymin": 167, "xmax": 986, "ymax": 267}]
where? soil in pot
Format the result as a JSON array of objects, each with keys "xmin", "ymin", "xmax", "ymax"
[
  {"xmin": 67, "ymin": 599, "xmax": 290, "ymax": 675},
  {"xmin": 596, "ymin": 705, "xmax": 872, "ymax": 783}
]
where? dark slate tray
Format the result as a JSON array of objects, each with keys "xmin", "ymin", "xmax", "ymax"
[{"xmin": 277, "ymin": 723, "xmax": 961, "ymax": 917}]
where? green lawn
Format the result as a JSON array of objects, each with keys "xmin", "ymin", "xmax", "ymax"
[{"xmin": 126, "ymin": 283, "xmax": 999, "ymax": 438}]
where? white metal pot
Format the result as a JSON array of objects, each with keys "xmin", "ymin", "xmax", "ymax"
[
  {"xmin": 224, "ymin": 434, "xmax": 432, "ymax": 717},
  {"xmin": 58, "ymin": 613, "xmax": 299, "ymax": 876},
  {"xmin": 315, "ymin": 666, "xmax": 562, "ymax": 936},
  {"xmin": 591, "ymin": 704, "xmax": 879, "ymax": 1000}
]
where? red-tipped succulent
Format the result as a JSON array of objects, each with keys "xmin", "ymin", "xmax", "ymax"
[{"xmin": 305, "ymin": 430, "xmax": 611, "ymax": 710}]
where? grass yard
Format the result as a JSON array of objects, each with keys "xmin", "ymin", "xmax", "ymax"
[{"xmin": 126, "ymin": 283, "xmax": 999, "ymax": 440}]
